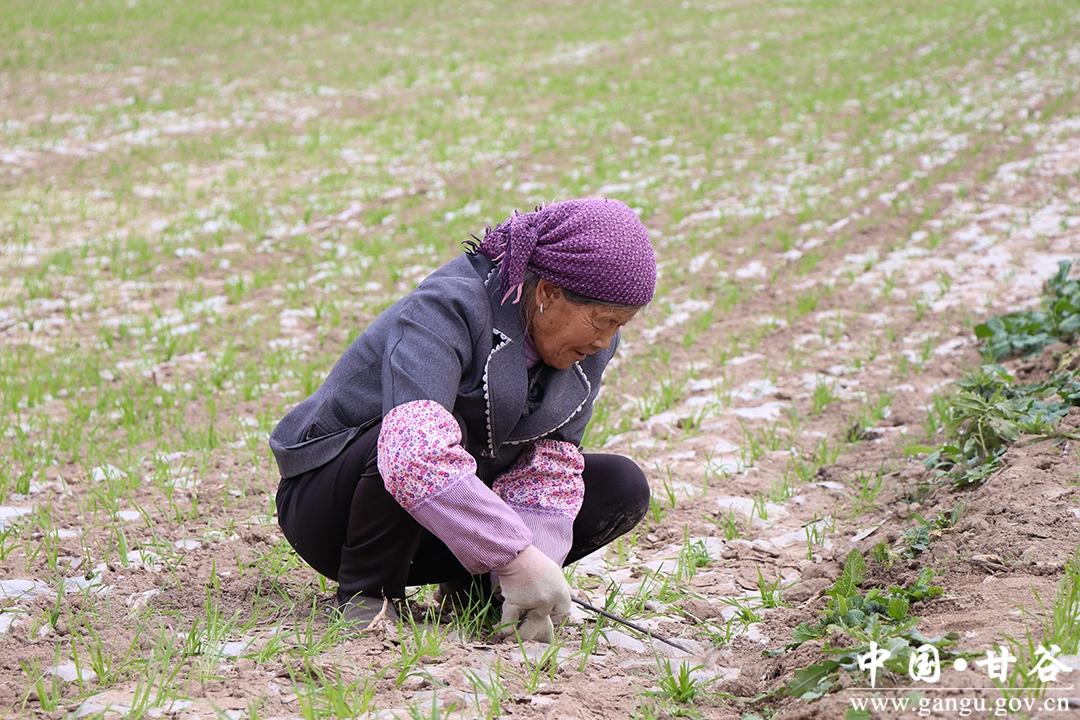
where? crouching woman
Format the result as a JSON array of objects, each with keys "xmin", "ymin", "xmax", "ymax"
[{"xmin": 269, "ymin": 197, "xmax": 655, "ymax": 641}]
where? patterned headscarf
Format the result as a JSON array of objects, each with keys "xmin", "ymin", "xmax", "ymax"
[{"xmin": 470, "ymin": 197, "xmax": 656, "ymax": 306}]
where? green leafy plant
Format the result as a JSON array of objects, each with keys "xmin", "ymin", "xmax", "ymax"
[
  {"xmin": 975, "ymin": 260, "xmax": 1080, "ymax": 360},
  {"xmin": 780, "ymin": 551, "xmax": 954, "ymax": 700},
  {"xmin": 923, "ymin": 365, "xmax": 1080, "ymax": 487},
  {"xmin": 902, "ymin": 506, "xmax": 962, "ymax": 558}
]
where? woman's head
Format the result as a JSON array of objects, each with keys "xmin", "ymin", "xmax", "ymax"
[
  {"xmin": 475, "ymin": 197, "xmax": 657, "ymax": 307},
  {"xmin": 474, "ymin": 197, "xmax": 656, "ymax": 367},
  {"xmin": 521, "ymin": 271, "xmax": 640, "ymax": 369}
]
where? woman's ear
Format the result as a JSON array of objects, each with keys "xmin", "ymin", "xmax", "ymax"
[{"xmin": 536, "ymin": 278, "xmax": 562, "ymax": 306}]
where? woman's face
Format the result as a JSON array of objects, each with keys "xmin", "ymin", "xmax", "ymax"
[{"xmin": 529, "ymin": 280, "xmax": 640, "ymax": 370}]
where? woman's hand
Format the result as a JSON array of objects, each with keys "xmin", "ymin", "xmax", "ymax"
[{"xmin": 494, "ymin": 545, "xmax": 571, "ymax": 642}]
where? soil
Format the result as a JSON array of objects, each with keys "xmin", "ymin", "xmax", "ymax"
[{"xmin": 3, "ymin": 35, "xmax": 1080, "ymax": 720}]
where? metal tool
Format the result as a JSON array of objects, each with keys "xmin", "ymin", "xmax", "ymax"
[{"xmin": 572, "ymin": 598, "xmax": 692, "ymax": 654}]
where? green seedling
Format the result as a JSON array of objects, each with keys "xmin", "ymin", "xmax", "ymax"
[
  {"xmin": 751, "ymin": 493, "xmax": 768, "ymax": 522},
  {"xmin": 720, "ymin": 596, "xmax": 762, "ymax": 629},
  {"xmin": 652, "ymin": 659, "xmax": 706, "ymax": 705},
  {"xmin": 770, "ymin": 473, "xmax": 794, "ymax": 503},
  {"xmin": 444, "ymin": 584, "xmax": 500, "ymax": 641},
  {"xmin": 660, "ymin": 472, "xmax": 679, "ymax": 510},
  {"xmin": 846, "ymin": 392, "xmax": 893, "ymax": 442},
  {"xmin": 577, "ymin": 614, "xmax": 609, "ymax": 671},
  {"xmin": 848, "ymin": 467, "xmax": 885, "ymax": 516},
  {"xmin": 1000, "ymin": 546, "xmax": 1080, "ymax": 700},
  {"xmin": 811, "ymin": 380, "xmax": 837, "ymax": 416},
  {"xmin": 676, "ymin": 535, "xmax": 711, "ymax": 582},
  {"xmin": 408, "ymin": 693, "xmax": 461, "ymax": 720},
  {"xmin": 463, "ymin": 662, "xmax": 507, "ymax": 720},
  {"xmin": 805, "ymin": 521, "xmax": 828, "ymax": 561},
  {"xmin": 293, "ymin": 665, "xmax": 378, "ymax": 719},
  {"xmin": 719, "ymin": 510, "xmax": 741, "ymax": 540},
  {"xmin": 870, "ymin": 541, "xmax": 897, "ymax": 571},
  {"xmin": 700, "ymin": 617, "xmax": 736, "ymax": 646},
  {"xmin": 518, "ymin": 636, "xmax": 562, "ymax": 693},
  {"xmin": 21, "ymin": 663, "xmax": 64, "ymax": 712},
  {"xmin": 757, "ymin": 569, "xmax": 785, "ymax": 609},
  {"xmin": 394, "ymin": 609, "xmax": 449, "ymax": 687},
  {"xmin": 632, "ymin": 701, "xmax": 662, "ymax": 720},
  {"xmin": 648, "ymin": 495, "xmax": 666, "ymax": 525}
]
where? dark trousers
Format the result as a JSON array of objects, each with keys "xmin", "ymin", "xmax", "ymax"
[{"xmin": 275, "ymin": 421, "xmax": 650, "ymax": 599}]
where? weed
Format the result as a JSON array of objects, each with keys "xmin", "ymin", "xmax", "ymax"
[
  {"xmin": 780, "ymin": 550, "xmax": 954, "ymax": 700},
  {"xmin": 902, "ymin": 506, "xmax": 962, "ymax": 558},
  {"xmin": 975, "ymin": 260, "xmax": 1080, "ymax": 360},
  {"xmin": 922, "ymin": 365, "xmax": 1080, "ymax": 487}
]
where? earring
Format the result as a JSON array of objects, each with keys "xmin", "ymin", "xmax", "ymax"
[{"xmin": 539, "ymin": 303, "xmax": 545, "ymax": 315}]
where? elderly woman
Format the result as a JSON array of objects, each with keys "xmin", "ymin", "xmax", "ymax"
[{"xmin": 269, "ymin": 197, "xmax": 655, "ymax": 640}]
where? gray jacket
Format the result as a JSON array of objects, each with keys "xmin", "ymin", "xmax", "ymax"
[{"xmin": 269, "ymin": 252, "xmax": 617, "ymax": 480}]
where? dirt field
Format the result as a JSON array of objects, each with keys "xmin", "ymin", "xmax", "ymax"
[{"xmin": 2, "ymin": 1, "xmax": 1080, "ymax": 718}]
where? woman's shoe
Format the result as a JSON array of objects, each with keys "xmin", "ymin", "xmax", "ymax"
[
  {"xmin": 337, "ymin": 591, "xmax": 399, "ymax": 626},
  {"xmin": 435, "ymin": 576, "xmax": 495, "ymax": 612}
]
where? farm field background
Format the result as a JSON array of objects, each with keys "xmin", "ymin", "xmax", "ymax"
[{"xmin": 2, "ymin": 0, "xmax": 1080, "ymax": 717}]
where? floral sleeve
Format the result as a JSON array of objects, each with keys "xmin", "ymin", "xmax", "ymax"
[
  {"xmin": 378, "ymin": 400, "xmax": 532, "ymax": 573},
  {"xmin": 491, "ymin": 439, "xmax": 585, "ymax": 566}
]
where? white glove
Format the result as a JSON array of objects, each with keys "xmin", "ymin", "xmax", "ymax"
[{"xmin": 494, "ymin": 545, "xmax": 572, "ymax": 642}]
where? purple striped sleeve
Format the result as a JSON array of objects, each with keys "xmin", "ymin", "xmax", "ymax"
[
  {"xmin": 510, "ymin": 508, "xmax": 575, "ymax": 567},
  {"xmin": 377, "ymin": 400, "xmax": 531, "ymax": 573},
  {"xmin": 492, "ymin": 439, "xmax": 584, "ymax": 566}
]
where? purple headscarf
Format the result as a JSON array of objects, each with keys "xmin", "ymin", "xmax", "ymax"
[{"xmin": 473, "ymin": 197, "xmax": 656, "ymax": 307}]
